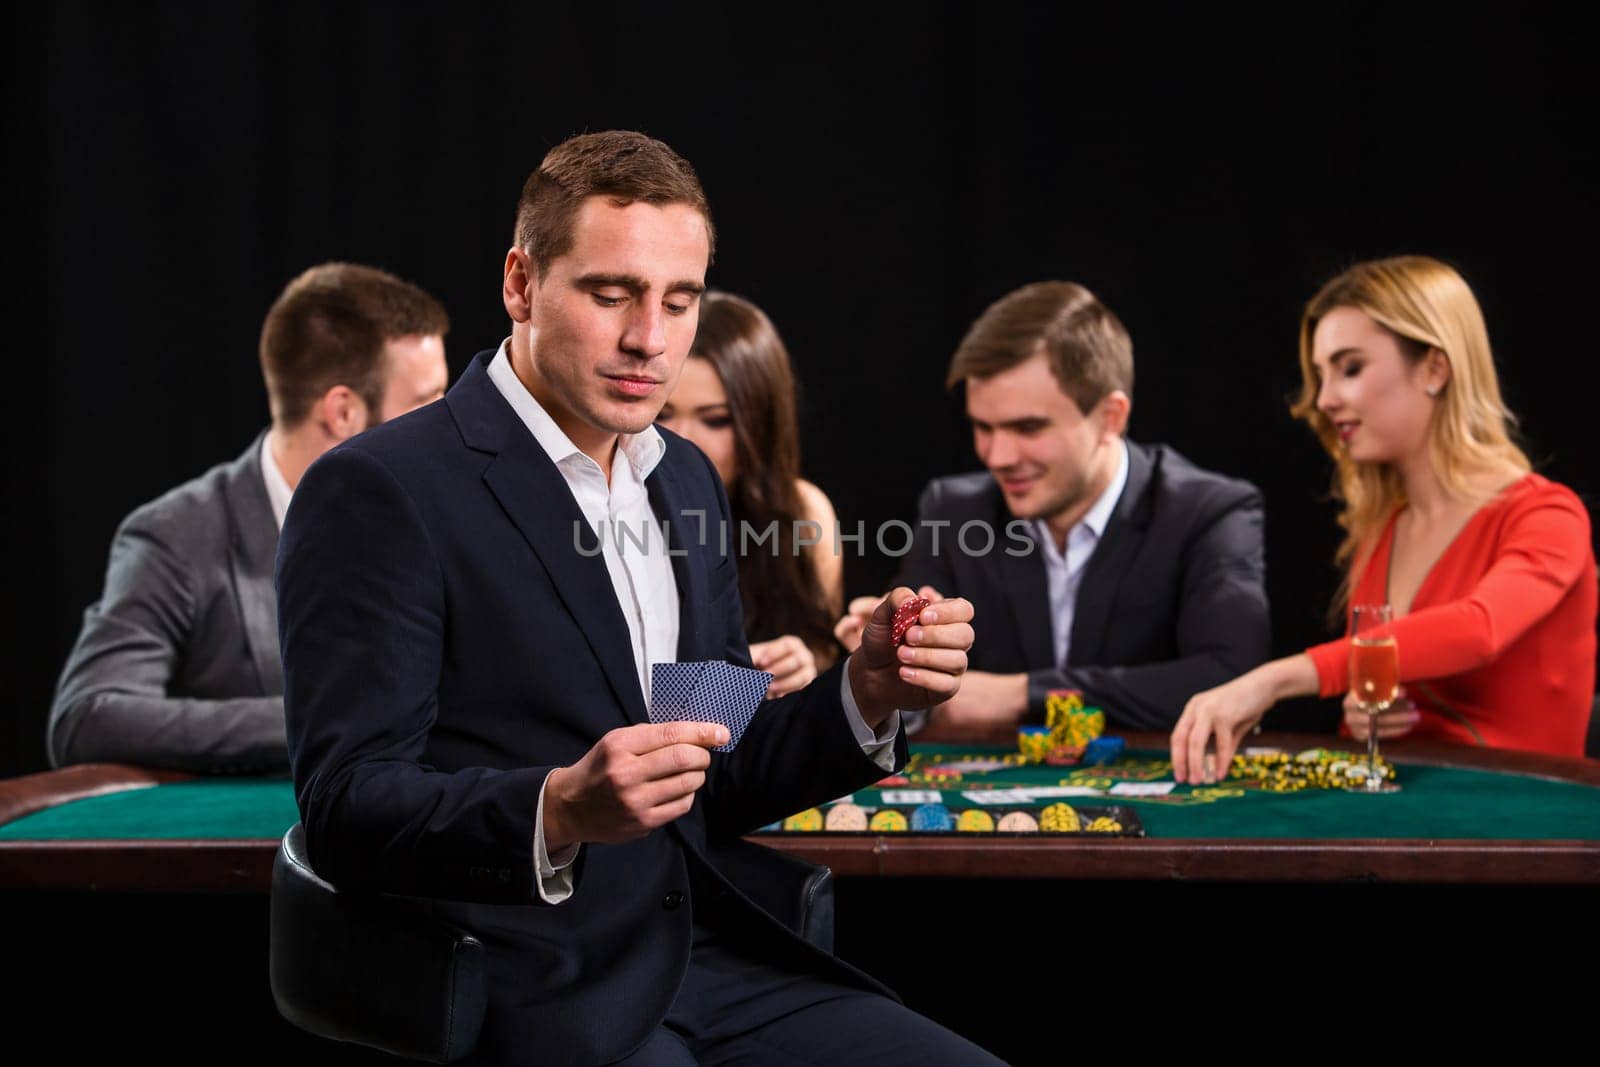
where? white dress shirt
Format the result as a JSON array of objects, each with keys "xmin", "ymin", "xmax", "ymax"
[
  {"xmin": 260, "ymin": 434, "xmax": 294, "ymax": 530},
  {"xmin": 1030, "ymin": 440, "xmax": 1129, "ymax": 669},
  {"xmin": 488, "ymin": 344, "xmax": 681, "ymax": 701},
  {"xmin": 486, "ymin": 344, "xmax": 897, "ymax": 904}
]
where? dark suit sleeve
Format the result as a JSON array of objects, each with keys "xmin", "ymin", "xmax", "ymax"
[
  {"xmin": 49, "ymin": 516, "xmax": 287, "ymax": 773},
  {"xmin": 277, "ymin": 447, "xmax": 557, "ymax": 903},
  {"xmin": 891, "ymin": 480, "xmax": 959, "ymax": 594},
  {"xmin": 1028, "ymin": 489, "xmax": 1271, "ymax": 730},
  {"xmin": 690, "ymin": 450, "xmax": 907, "ymax": 838}
]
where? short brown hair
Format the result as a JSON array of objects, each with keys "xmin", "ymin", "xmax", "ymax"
[
  {"xmin": 945, "ymin": 281, "xmax": 1133, "ymax": 414},
  {"xmin": 258, "ymin": 262, "xmax": 449, "ymax": 427},
  {"xmin": 513, "ymin": 130, "xmax": 715, "ymax": 279}
]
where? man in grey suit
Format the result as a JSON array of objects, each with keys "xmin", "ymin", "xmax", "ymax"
[
  {"xmin": 49, "ymin": 262, "xmax": 450, "ymax": 773},
  {"xmin": 837, "ymin": 281, "xmax": 1270, "ymax": 732}
]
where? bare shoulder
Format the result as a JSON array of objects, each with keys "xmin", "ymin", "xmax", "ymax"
[
  {"xmin": 795, "ymin": 478, "xmax": 839, "ymax": 527},
  {"xmin": 796, "ymin": 478, "xmax": 844, "ymax": 611}
]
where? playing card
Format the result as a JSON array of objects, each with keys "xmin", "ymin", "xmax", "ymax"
[
  {"xmin": 647, "ymin": 660, "xmax": 772, "ymax": 752},
  {"xmin": 648, "ymin": 661, "xmax": 707, "ymax": 718}
]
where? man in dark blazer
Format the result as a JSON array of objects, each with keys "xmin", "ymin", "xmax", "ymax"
[
  {"xmin": 49, "ymin": 263, "xmax": 448, "ymax": 773},
  {"xmin": 276, "ymin": 132, "xmax": 996, "ymax": 1066},
  {"xmin": 837, "ymin": 281, "xmax": 1269, "ymax": 732}
]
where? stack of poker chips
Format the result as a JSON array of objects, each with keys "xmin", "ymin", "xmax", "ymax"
[
  {"xmin": 1229, "ymin": 749, "xmax": 1397, "ymax": 792},
  {"xmin": 1017, "ymin": 688, "xmax": 1105, "ymax": 765},
  {"xmin": 767, "ymin": 802, "xmax": 1127, "ymax": 834},
  {"xmin": 1083, "ymin": 736, "xmax": 1126, "ymax": 766},
  {"xmin": 1016, "ymin": 725, "xmax": 1054, "ymax": 763}
]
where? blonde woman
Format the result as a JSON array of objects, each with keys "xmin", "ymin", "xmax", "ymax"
[{"xmin": 1172, "ymin": 256, "xmax": 1595, "ymax": 780}]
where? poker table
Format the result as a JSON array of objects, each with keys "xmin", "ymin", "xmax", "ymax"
[
  {"xmin": 3, "ymin": 733, "xmax": 1596, "ymax": 1061},
  {"xmin": 3, "ymin": 732, "xmax": 1595, "ymax": 888},
  {"xmin": 753, "ymin": 731, "xmax": 1600, "ymax": 884}
]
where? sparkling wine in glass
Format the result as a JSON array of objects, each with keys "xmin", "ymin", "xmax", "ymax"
[{"xmin": 1349, "ymin": 603, "xmax": 1400, "ymax": 793}]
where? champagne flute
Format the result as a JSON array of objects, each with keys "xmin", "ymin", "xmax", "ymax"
[{"xmin": 1348, "ymin": 603, "xmax": 1400, "ymax": 793}]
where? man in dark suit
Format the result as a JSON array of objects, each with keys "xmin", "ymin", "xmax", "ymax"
[
  {"xmin": 837, "ymin": 281, "xmax": 1269, "ymax": 732},
  {"xmin": 49, "ymin": 263, "xmax": 448, "ymax": 773},
  {"xmin": 276, "ymin": 132, "xmax": 997, "ymax": 1065}
]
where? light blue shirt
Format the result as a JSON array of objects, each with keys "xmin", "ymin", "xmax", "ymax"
[{"xmin": 1030, "ymin": 440, "xmax": 1129, "ymax": 669}]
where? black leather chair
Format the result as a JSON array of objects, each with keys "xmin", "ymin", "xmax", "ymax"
[
  {"xmin": 269, "ymin": 824, "xmax": 835, "ymax": 1062},
  {"xmin": 270, "ymin": 823, "xmax": 487, "ymax": 1062}
]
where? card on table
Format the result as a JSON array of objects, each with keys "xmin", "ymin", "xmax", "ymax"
[
  {"xmin": 881, "ymin": 790, "xmax": 944, "ymax": 805},
  {"xmin": 1109, "ymin": 782, "xmax": 1177, "ymax": 797},
  {"xmin": 648, "ymin": 660, "xmax": 773, "ymax": 752}
]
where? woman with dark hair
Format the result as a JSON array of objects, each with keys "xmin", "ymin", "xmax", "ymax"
[
  {"xmin": 657, "ymin": 291, "xmax": 844, "ymax": 697},
  {"xmin": 1171, "ymin": 255, "xmax": 1595, "ymax": 780}
]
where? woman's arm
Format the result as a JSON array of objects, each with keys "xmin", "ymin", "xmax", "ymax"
[{"xmin": 1305, "ymin": 488, "xmax": 1593, "ymax": 697}]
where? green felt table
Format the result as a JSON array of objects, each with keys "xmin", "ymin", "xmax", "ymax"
[
  {"xmin": 1, "ymin": 732, "xmax": 1596, "ymax": 887},
  {"xmin": 758, "ymin": 742, "xmax": 1600, "ymax": 841}
]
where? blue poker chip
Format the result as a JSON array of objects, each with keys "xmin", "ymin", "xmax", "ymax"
[
  {"xmin": 909, "ymin": 802, "xmax": 954, "ymax": 832},
  {"xmin": 1083, "ymin": 736, "xmax": 1126, "ymax": 766}
]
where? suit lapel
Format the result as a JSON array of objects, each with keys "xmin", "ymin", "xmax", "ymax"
[
  {"xmin": 451, "ymin": 353, "xmax": 647, "ymax": 725},
  {"xmin": 982, "ymin": 487, "xmax": 1054, "ymax": 670},
  {"xmin": 645, "ymin": 449, "xmax": 712, "ymax": 663},
  {"xmin": 221, "ymin": 433, "xmax": 284, "ymax": 696},
  {"xmin": 1068, "ymin": 441, "xmax": 1153, "ymax": 667}
]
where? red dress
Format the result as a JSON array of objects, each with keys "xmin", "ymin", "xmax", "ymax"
[{"xmin": 1305, "ymin": 474, "xmax": 1596, "ymax": 756}]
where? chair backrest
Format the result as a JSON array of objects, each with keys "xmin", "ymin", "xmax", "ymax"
[
  {"xmin": 269, "ymin": 823, "xmax": 487, "ymax": 1063},
  {"xmin": 1587, "ymin": 693, "xmax": 1600, "ymax": 760}
]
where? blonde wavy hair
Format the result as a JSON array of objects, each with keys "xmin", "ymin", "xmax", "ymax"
[{"xmin": 1291, "ymin": 256, "xmax": 1529, "ymax": 610}]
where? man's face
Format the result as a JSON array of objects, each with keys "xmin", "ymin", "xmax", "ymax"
[
  {"xmin": 375, "ymin": 333, "xmax": 448, "ymax": 424},
  {"xmin": 518, "ymin": 197, "xmax": 709, "ymax": 447},
  {"xmin": 965, "ymin": 352, "xmax": 1111, "ymax": 523}
]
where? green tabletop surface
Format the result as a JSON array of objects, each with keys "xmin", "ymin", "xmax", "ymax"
[
  {"xmin": 3, "ymin": 745, "xmax": 1597, "ymax": 842},
  {"xmin": 757, "ymin": 744, "xmax": 1600, "ymax": 841},
  {"xmin": 0, "ymin": 778, "xmax": 299, "ymax": 841}
]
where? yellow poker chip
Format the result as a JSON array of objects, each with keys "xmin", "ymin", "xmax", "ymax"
[
  {"xmin": 1039, "ymin": 802, "xmax": 1081, "ymax": 833},
  {"xmin": 1016, "ymin": 726, "xmax": 1052, "ymax": 763},
  {"xmin": 956, "ymin": 809, "xmax": 996, "ymax": 832},
  {"xmin": 824, "ymin": 803, "xmax": 869, "ymax": 831},
  {"xmin": 869, "ymin": 809, "xmax": 908, "ymax": 832},
  {"xmin": 1088, "ymin": 816, "xmax": 1122, "ymax": 833},
  {"xmin": 782, "ymin": 807, "xmax": 824, "ymax": 832},
  {"xmin": 1044, "ymin": 689, "xmax": 1085, "ymax": 725},
  {"xmin": 1046, "ymin": 704, "xmax": 1106, "ymax": 748},
  {"xmin": 996, "ymin": 811, "xmax": 1039, "ymax": 832}
]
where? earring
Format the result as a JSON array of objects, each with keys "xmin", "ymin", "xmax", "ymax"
[{"xmin": 1425, "ymin": 386, "xmax": 1440, "ymax": 397}]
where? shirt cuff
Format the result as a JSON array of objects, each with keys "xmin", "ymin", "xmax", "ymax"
[
  {"xmin": 533, "ymin": 772, "xmax": 580, "ymax": 904},
  {"xmin": 840, "ymin": 667, "xmax": 901, "ymax": 772}
]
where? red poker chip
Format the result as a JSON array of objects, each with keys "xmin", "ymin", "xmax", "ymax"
[{"xmin": 891, "ymin": 596, "xmax": 931, "ymax": 647}]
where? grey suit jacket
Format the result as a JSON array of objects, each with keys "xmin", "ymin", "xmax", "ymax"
[{"xmin": 49, "ymin": 433, "xmax": 288, "ymax": 773}]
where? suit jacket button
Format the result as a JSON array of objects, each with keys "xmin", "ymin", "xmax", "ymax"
[{"xmin": 662, "ymin": 890, "xmax": 685, "ymax": 910}]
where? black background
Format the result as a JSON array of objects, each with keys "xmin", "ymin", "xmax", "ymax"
[{"xmin": 6, "ymin": 1, "xmax": 1597, "ymax": 778}]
